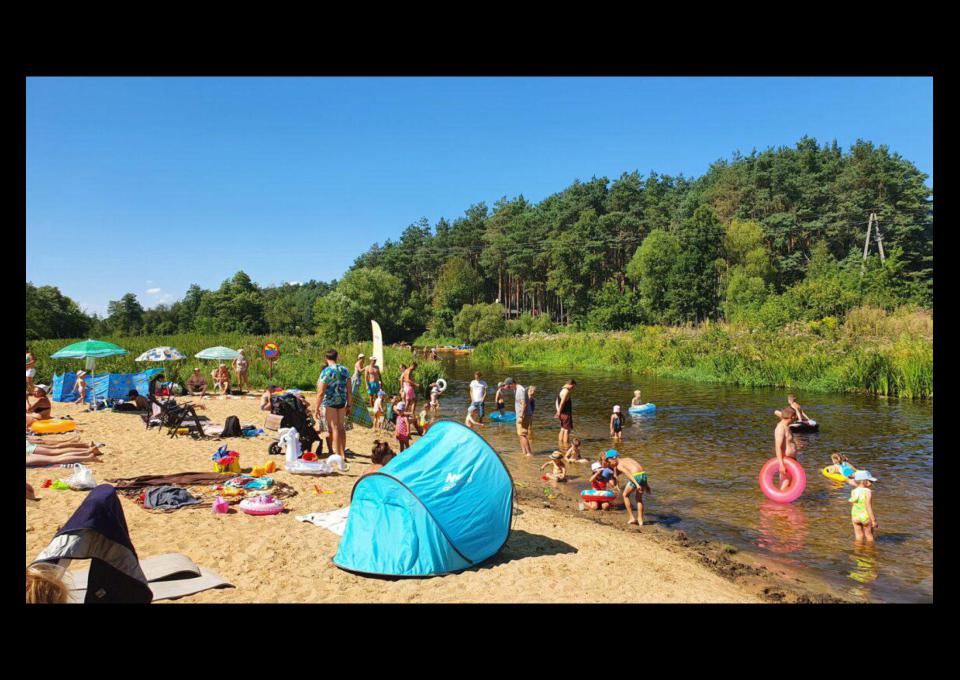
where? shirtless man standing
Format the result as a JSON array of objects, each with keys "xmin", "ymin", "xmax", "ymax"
[
  {"xmin": 774, "ymin": 406, "xmax": 799, "ymax": 490},
  {"xmin": 401, "ymin": 362, "xmax": 419, "ymax": 416},
  {"xmin": 364, "ymin": 358, "xmax": 382, "ymax": 407},
  {"xmin": 603, "ymin": 450, "xmax": 652, "ymax": 526}
]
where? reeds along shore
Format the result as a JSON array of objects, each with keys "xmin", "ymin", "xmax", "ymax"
[
  {"xmin": 27, "ymin": 335, "xmax": 443, "ymax": 397},
  {"xmin": 472, "ymin": 306, "xmax": 933, "ymax": 399}
]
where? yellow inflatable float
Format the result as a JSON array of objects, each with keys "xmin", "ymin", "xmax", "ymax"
[
  {"xmin": 29, "ymin": 418, "xmax": 77, "ymax": 434},
  {"xmin": 821, "ymin": 466, "xmax": 849, "ymax": 483}
]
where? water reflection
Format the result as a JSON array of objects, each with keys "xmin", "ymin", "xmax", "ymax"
[
  {"xmin": 847, "ymin": 543, "xmax": 880, "ymax": 600},
  {"xmin": 757, "ymin": 500, "xmax": 808, "ymax": 557}
]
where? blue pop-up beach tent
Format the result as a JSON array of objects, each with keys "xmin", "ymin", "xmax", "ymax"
[{"xmin": 333, "ymin": 420, "xmax": 513, "ymax": 577}]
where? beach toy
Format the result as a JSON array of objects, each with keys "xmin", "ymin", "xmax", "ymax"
[
  {"xmin": 628, "ymin": 403, "xmax": 656, "ymax": 415},
  {"xmin": 264, "ymin": 461, "xmax": 276, "ymax": 473},
  {"xmin": 239, "ymin": 494, "xmax": 284, "ymax": 516},
  {"xmin": 251, "ymin": 466, "xmax": 266, "ymax": 478},
  {"xmin": 220, "ymin": 486, "xmax": 245, "ymax": 497},
  {"xmin": 176, "ymin": 427, "xmax": 190, "ymax": 435},
  {"xmin": 212, "ymin": 496, "xmax": 230, "ymax": 513},
  {"xmin": 821, "ymin": 466, "xmax": 849, "ymax": 483},
  {"xmin": 435, "ymin": 378, "xmax": 447, "ymax": 393},
  {"xmin": 758, "ymin": 458, "xmax": 807, "ymax": 503},
  {"xmin": 51, "ymin": 480, "xmax": 71, "ymax": 490},
  {"xmin": 41, "ymin": 479, "xmax": 52, "ymax": 488},
  {"xmin": 287, "ymin": 459, "xmax": 334, "ymax": 476},
  {"xmin": 490, "ymin": 411, "xmax": 516, "ymax": 423},
  {"xmin": 789, "ymin": 419, "xmax": 819, "ymax": 433},
  {"xmin": 302, "ymin": 452, "xmax": 318, "ymax": 462},
  {"xmin": 30, "ymin": 419, "xmax": 77, "ymax": 434},
  {"xmin": 580, "ymin": 489, "xmax": 618, "ymax": 504}
]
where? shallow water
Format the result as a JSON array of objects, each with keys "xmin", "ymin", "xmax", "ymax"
[{"xmin": 426, "ymin": 354, "xmax": 933, "ymax": 603}]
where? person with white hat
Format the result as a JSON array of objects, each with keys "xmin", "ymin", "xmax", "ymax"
[
  {"xmin": 26, "ymin": 385, "xmax": 52, "ymax": 427},
  {"xmin": 610, "ymin": 404, "xmax": 624, "ymax": 443},
  {"xmin": 232, "ymin": 349, "xmax": 249, "ymax": 393},
  {"xmin": 394, "ymin": 401, "xmax": 411, "ymax": 452},
  {"xmin": 847, "ymin": 470, "xmax": 879, "ymax": 542},
  {"xmin": 73, "ymin": 371, "xmax": 88, "ymax": 406}
]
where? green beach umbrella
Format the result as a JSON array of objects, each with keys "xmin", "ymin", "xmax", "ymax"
[
  {"xmin": 195, "ymin": 346, "xmax": 241, "ymax": 361},
  {"xmin": 50, "ymin": 339, "xmax": 128, "ymax": 410}
]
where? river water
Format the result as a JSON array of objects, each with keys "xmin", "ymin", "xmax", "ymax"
[{"xmin": 425, "ymin": 354, "xmax": 933, "ymax": 603}]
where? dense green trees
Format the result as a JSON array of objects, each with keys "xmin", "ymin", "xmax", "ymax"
[
  {"xmin": 26, "ymin": 137, "xmax": 932, "ymax": 343},
  {"xmin": 25, "ymin": 283, "xmax": 92, "ymax": 340}
]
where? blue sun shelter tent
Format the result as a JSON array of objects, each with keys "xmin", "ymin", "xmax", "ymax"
[{"xmin": 333, "ymin": 420, "xmax": 513, "ymax": 577}]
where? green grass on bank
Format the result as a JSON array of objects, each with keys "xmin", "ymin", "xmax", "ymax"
[
  {"xmin": 28, "ymin": 334, "xmax": 443, "ymax": 397},
  {"xmin": 472, "ymin": 306, "xmax": 933, "ymax": 399}
]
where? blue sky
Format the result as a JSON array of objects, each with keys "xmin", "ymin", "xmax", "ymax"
[{"xmin": 26, "ymin": 77, "xmax": 933, "ymax": 316}]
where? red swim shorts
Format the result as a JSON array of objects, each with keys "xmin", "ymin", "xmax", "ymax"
[{"xmin": 559, "ymin": 413, "xmax": 573, "ymax": 430}]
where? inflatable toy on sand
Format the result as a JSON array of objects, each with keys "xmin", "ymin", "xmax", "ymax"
[
  {"xmin": 239, "ymin": 494, "xmax": 284, "ymax": 516},
  {"xmin": 30, "ymin": 419, "xmax": 76, "ymax": 434}
]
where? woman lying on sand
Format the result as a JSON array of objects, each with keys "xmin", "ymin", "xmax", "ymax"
[{"xmin": 26, "ymin": 439, "xmax": 103, "ymax": 467}]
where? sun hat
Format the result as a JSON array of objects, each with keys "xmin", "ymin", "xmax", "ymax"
[
  {"xmin": 35, "ymin": 384, "xmax": 49, "ymax": 393},
  {"xmin": 77, "ymin": 370, "xmax": 86, "ymax": 377},
  {"xmin": 591, "ymin": 461, "xmax": 602, "ymax": 472},
  {"xmin": 503, "ymin": 377, "xmax": 515, "ymax": 385},
  {"xmin": 550, "ymin": 451, "xmax": 563, "ymax": 460},
  {"xmin": 604, "ymin": 449, "xmax": 619, "ymax": 459},
  {"xmin": 358, "ymin": 353, "xmax": 365, "ymax": 358},
  {"xmin": 613, "ymin": 405, "xmax": 621, "ymax": 413},
  {"xmin": 194, "ymin": 367, "xmax": 201, "ymax": 372},
  {"xmin": 467, "ymin": 404, "xmax": 478, "ymax": 413},
  {"xmin": 854, "ymin": 470, "xmax": 878, "ymax": 482},
  {"xmin": 378, "ymin": 389, "xmax": 386, "ymax": 396},
  {"xmin": 396, "ymin": 402, "xmax": 406, "ymax": 412}
]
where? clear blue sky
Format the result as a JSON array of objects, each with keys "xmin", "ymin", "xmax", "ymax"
[{"xmin": 26, "ymin": 77, "xmax": 933, "ymax": 316}]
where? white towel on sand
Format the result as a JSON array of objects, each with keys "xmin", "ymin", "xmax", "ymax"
[{"xmin": 295, "ymin": 507, "xmax": 350, "ymax": 536}]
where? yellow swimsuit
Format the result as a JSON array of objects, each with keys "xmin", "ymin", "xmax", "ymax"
[{"xmin": 850, "ymin": 486, "xmax": 870, "ymax": 524}]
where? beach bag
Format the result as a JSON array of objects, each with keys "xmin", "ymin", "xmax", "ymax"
[
  {"xmin": 222, "ymin": 416, "xmax": 242, "ymax": 437},
  {"xmin": 264, "ymin": 414, "xmax": 284, "ymax": 431},
  {"xmin": 64, "ymin": 464, "xmax": 97, "ymax": 490}
]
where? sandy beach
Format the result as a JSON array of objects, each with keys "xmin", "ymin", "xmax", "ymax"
[{"xmin": 26, "ymin": 394, "xmax": 848, "ymax": 604}]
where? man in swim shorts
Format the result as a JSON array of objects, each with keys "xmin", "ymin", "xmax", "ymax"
[
  {"xmin": 555, "ymin": 379, "xmax": 576, "ymax": 452},
  {"xmin": 364, "ymin": 357, "xmax": 382, "ymax": 407},
  {"xmin": 774, "ymin": 406, "xmax": 799, "ymax": 491},
  {"xmin": 605, "ymin": 451, "xmax": 651, "ymax": 526},
  {"xmin": 401, "ymin": 362, "xmax": 419, "ymax": 416},
  {"xmin": 506, "ymin": 378, "xmax": 534, "ymax": 457}
]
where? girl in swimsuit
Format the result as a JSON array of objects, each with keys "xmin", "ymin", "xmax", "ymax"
[
  {"xmin": 847, "ymin": 471, "xmax": 878, "ymax": 542},
  {"xmin": 610, "ymin": 405, "xmax": 624, "ymax": 442}
]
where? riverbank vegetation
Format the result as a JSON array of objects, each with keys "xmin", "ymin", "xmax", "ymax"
[
  {"xmin": 473, "ymin": 305, "xmax": 932, "ymax": 399},
  {"xmin": 27, "ymin": 335, "xmax": 441, "ymax": 396}
]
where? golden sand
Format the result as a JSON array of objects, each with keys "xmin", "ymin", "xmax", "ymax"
[{"xmin": 26, "ymin": 395, "xmax": 758, "ymax": 603}]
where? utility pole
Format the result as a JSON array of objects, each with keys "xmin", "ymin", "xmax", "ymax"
[{"xmin": 860, "ymin": 212, "xmax": 886, "ymax": 277}]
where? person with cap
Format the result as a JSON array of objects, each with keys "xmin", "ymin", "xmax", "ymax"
[
  {"xmin": 610, "ymin": 405, "xmax": 624, "ymax": 443},
  {"xmin": 493, "ymin": 381, "xmax": 507, "ymax": 418},
  {"xmin": 72, "ymin": 371, "xmax": 88, "ymax": 406},
  {"xmin": 211, "ymin": 363, "xmax": 231, "ymax": 395},
  {"xmin": 584, "ymin": 460, "xmax": 617, "ymax": 511},
  {"xmin": 394, "ymin": 401, "xmax": 411, "ymax": 452},
  {"xmin": 603, "ymin": 450, "xmax": 652, "ymax": 526},
  {"xmin": 233, "ymin": 349, "xmax": 249, "ymax": 393},
  {"xmin": 364, "ymin": 357, "xmax": 382, "ymax": 407},
  {"xmin": 26, "ymin": 384, "xmax": 52, "ymax": 426},
  {"xmin": 187, "ymin": 368, "xmax": 208, "ymax": 396},
  {"xmin": 540, "ymin": 451, "xmax": 567, "ymax": 482},
  {"xmin": 846, "ymin": 470, "xmax": 879, "ymax": 542}
]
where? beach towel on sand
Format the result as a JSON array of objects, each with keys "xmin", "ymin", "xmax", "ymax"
[
  {"xmin": 64, "ymin": 553, "xmax": 233, "ymax": 602},
  {"xmin": 143, "ymin": 485, "xmax": 201, "ymax": 510},
  {"xmin": 295, "ymin": 506, "xmax": 350, "ymax": 536}
]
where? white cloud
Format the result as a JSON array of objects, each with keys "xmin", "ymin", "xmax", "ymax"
[
  {"xmin": 285, "ymin": 281, "xmax": 302, "ymax": 286},
  {"xmin": 146, "ymin": 287, "xmax": 162, "ymax": 296}
]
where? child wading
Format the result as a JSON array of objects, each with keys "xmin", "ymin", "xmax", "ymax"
[
  {"xmin": 610, "ymin": 405, "xmax": 624, "ymax": 442},
  {"xmin": 847, "ymin": 470, "xmax": 879, "ymax": 542},
  {"xmin": 540, "ymin": 451, "xmax": 567, "ymax": 482}
]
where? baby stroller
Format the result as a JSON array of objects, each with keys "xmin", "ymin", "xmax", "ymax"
[{"xmin": 266, "ymin": 391, "xmax": 320, "ymax": 455}]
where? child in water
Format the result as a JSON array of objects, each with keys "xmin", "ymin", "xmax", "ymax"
[
  {"xmin": 465, "ymin": 404, "xmax": 482, "ymax": 430},
  {"xmin": 827, "ymin": 452, "xmax": 857, "ymax": 478},
  {"xmin": 540, "ymin": 451, "xmax": 567, "ymax": 482},
  {"xmin": 610, "ymin": 405, "xmax": 624, "ymax": 442},
  {"xmin": 494, "ymin": 382, "xmax": 506, "ymax": 417},
  {"xmin": 846, "ymin": 470, "xmax": 879, "ymax": 542},
  {"xmin": 604, "ymin": 450, "xmax": 651, "ymax": 526},
  {"xmin": 419, "ymin": 405, "xmax": 431, "ymax": 434},
  {"xmin": 565, "ymin": 437, "xmax": 586, "ymax": 463},
  {"xmin": 631, "ymin": 390, "xmax": 644, "ymax": 407}
]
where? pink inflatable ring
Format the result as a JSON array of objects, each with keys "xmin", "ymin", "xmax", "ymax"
[
  {"xmin": 758, "ymin": 458, "xmax": 806, "ymax": 503},
  {"xmin": 239, "ymin": 494, "xmax": 285, "ymax": 516}
]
